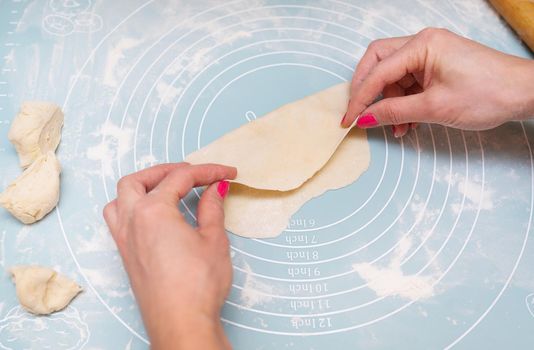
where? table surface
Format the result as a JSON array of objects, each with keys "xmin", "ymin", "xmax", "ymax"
[{"xmin": 1, "ymin": 1, "xmax": 534, "ymax": 349}]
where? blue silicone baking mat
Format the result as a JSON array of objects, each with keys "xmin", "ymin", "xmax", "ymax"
[{"xmin": 0, "ymin": 1, "xmax": 533, "ymax": 349}]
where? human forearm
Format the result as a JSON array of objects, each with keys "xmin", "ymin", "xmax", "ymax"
[
  {"xmin": 149, "ymin": 313, "xmax": 230, "ymax": 350},
  {"xmin": 137, "ymin": 286, "xmax": 231, "ymax": 350}
]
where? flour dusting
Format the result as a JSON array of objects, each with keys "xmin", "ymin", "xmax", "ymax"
[
  {"xmin": 81, "ymin": 267, "xmax": 130, "ymax": 296},
  {"xmin": 76, "ymin": 224, "xmax": 116, "ymax": 254},
  {"xmin": 155, "ymin": 81, "xmax": 183, "ymax": 107},
  {"xmin": 103, "ymin": 38, "xmax": 142, "ymax": 87},
  {"xmin": 86, "ymin": 121, "xmax": 133, "ymax": 177},
  {"xmin": 353, "ymin": 236, "xmax": 436, "ymax": 301},
  {"xmin": 458, "ymin": 178, "xmax": 494, "ymax": 211},
  {"xmin": 436, "ymin": 172, "xmax": 495, "ymax": 213},
  {"xmin": 353, "ymin": 263, "xmax": 434, "ymax": 300},
  {"xmin": 136, "ymin": 154, "xmax": 158, "ymax": 169},
  {"xmin": 240, "ymin": 264, "xmax": 273, "ymax": 308},
  {"xmin": 442, "ymin": 173, "xmax": 495, "ymax": 213}
]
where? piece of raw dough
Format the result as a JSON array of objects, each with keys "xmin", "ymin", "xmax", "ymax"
[
  {"xmin": 8, "ymin": 101, "xmax": 64, "ymax": 168},
  {"xmin": 186, "ymin": 83, "xmax": 351, "ymax": 191},
  {"xmin": 9, "ymin": 265, "xmax": 82, "ymax": 315},
  {"xmin": 225, "ymin": 128, "xmax": 370, "ymax": 238},
  {"xmin": 0, "ymin": 152, "xmax": 61, "ymax": 224}
]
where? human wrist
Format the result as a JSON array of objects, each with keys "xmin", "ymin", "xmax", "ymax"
[
  {"xmin": 148, "ymin": 309, "xmax": 229, "ymax": 350},
  {"xmin": 508, "ymin": 58, "xmax": 534, "ymax": 121},
  {"xmin": 525, "ymin": 60, "xmax": 534, "ymax": 118}
]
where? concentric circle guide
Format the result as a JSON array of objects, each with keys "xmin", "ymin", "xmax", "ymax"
[{"xmin": 50, "ymin": 0, "xmax": 533, "ymax": 348}]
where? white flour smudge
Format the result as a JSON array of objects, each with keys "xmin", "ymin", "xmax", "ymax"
[
  {"xmin": 240, "ymin": 263, "xmax": 273, "ymax": 308},
  {"xmin": 3, "ymin": 49, "xmax": 14, "ymax": 65},
  {"xmin": 76, "ymin": 224, "xmax": 116, "ymax": 254},
  {"xmin": 353, "ymin": 236, "xmax": 436, "ymax": 301},
  {"xmin": 353, "ymin": 263, "xmax": 434, "ymax": 300},
  {"xmin": 136, "ymin": 154, "xmax": 158, "ymax": 169},
  {"xmin": 435, "ymin": 172, "xmax": 495, "ymax": 213},
  {"xmin": 103, "ymin": 37, "xmax": 142, "ymax": 87},
  {"xmin": 443, "ymin": 173, "xmax": 495, "ymax": 213},
  {"xmin": 408, "ymin": 195, "xmax": 440, "ymax": 228},
  {"xmin": 86, "ymin": 121, "xmax": 133, "ymax": 177},
  {"xmin": 219, "ymin": 30, "xmax": 252, "ymax": 44},
  {"xmin": 457, "ymin": 178, "xmax": 494, "ymax": 211},
  {"xmin": 162, "ymin": 21, "xmax": 255, "ymax": 78},
  {"xmin": 81, "ymin": 267, "xmax": 128, "ymax": 293},
  {"xmin": 155, "ymin": 81, "xmax": 183, "ymax": 107},
  {"xmin": 15, "ymin": 226, "xmax": 31, "ymax": 250},
  {"xmin": 446, "ymin": 316, "xmax": 460, "ymax": 326}
]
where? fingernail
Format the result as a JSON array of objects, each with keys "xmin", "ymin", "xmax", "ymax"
[
  {"xmin": 340, "ymin": 113, "xmax": 347, "ymax": 125},
  {"xmin": 217, "ymin": 180, "xmax": 230, "ymax": 198},
  {"xmin": 356, "ymin": 113, "xmax": 379, "ymax": 128},
  {"xmin": 341, "ymin": 99, "xmax": 352, "ymax": 126}
]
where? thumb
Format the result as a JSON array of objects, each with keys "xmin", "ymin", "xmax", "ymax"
[
  {"xmin": 357, "ymin": 93, "xmax": 432, "ymax": 127},
  {"xmin": 197, "ymin": 180, "xmax": 230, "ymax": 237}
]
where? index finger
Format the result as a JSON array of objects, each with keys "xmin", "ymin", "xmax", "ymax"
[
  {"xmin": 343, "ymin": 35, "xmax": 425, "ymax": 128},
  {"xmin": 116, "ymin": 163, "xmax": 189, "ymax": 206},
  {"xmin": 150, "ymin": 163, "xmax": 237, "ymax": 205},
  {"xmin": 351, "ymin": 35, "xmax": 413, "ymax": 91}
]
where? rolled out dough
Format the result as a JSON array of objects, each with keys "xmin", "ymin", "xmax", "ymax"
[
  {"xmin": 225, "ymin": 128, "xmax": 370, "ymax": 238},
  {"xmin": 185, "ymin": 83, "xmax": 371, "ymax": 238},
  {"xmin": 186, "ymin": 83, "xmax": 351, "ymax": 191},
  {"xmin": 10, "ymin": 265, "xmax": 82, "ymax": 315},
  {"xmin": 0, "ymin": 152, "xmax": 61, "ymax": 224},
  {"xmin": 8, "ymin": 101, "xmax": 64, "ymax": 169}
]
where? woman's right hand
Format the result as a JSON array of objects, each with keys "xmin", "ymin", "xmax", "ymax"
[{"xmin": 341, "ymin": 28, "xmax": 534, "ymax": 137}]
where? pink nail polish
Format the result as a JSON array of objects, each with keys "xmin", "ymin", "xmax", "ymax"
[
  {"xmin": 217, "ymin": 180, "xmax": 230, "ymax": 198},
  {"xmin": 356, "ymin": 113, "xmax": 379, "ymax": 128}
]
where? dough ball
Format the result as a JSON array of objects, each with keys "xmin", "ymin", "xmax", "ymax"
[
  {"xmin": 0, "ymin": 152, "xmax": 61, "ymax": 224},
  {"xmin": 9, "ymin": 265, "xmax": 82, "ymax": 315},
  {"xmin": 8, "ymin": 101, "xmax": 64, "ymax": 169}
]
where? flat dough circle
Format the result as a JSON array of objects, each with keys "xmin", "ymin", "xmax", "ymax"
[
  {"xmin": 185, "ymin": 83, "xmax": 371, "ymax": 238},
  {"xmin": 225, "ymin": 128, "xmax": 370, "ymax": 238},
  {"xmin": 186, "ymin": 83, "xmax": 352, "ymax": 191}
]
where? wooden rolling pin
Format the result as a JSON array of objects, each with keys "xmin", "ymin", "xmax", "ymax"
[{"xmin": 489, "ymin": 0, "xmax": 534, "ymax": 51}]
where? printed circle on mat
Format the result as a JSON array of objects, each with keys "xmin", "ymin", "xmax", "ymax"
[{"xmin": 47, "ymin": 0, "xmax": 533, "ymax": 348}]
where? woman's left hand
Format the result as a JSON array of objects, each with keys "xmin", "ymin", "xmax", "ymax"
[{"xmin": 103, "ymin": 162, "xmax": 236, "ymax": 350}]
